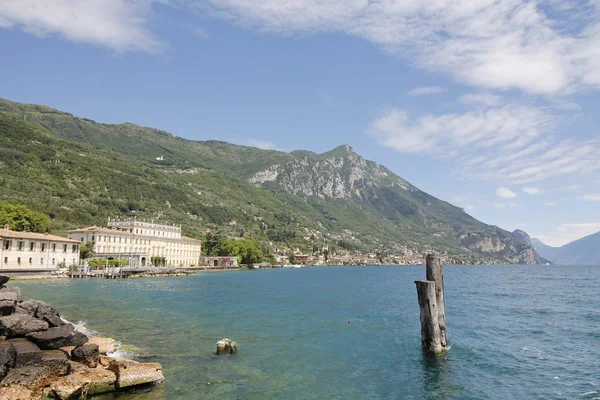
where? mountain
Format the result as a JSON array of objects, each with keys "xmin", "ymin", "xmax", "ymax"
[
  {"xmin": 0, "ymin": 97, "xmax": 541, "ymax": 264},
  {"xmin": 532, "ymin": 233, "xmax": 600, "ymax": 265}
]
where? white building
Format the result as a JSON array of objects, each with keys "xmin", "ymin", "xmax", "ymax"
[
  {"xmin": 68, "ymin": 219, "xmax": 201, "ymax": 268},
  {"xmin": 0, "ymin": 225, "xmax": 80, "ymax": 270}
]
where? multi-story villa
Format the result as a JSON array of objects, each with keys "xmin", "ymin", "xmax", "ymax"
[
  {"xmin": 0, "ymin": 225, "xmax": 80, "ymax": 270},
  {"xmin": 68, "ymin": 218, "xmax": 202, "ymax": 268}
]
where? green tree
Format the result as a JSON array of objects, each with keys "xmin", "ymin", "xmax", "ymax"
[
  {"xmin": 0, "ymin": 201, "xmax": 51, "ymax": 232},
  {"xmin": 80, "ymin": 241, "xmax": 95, "ymax": 260},
  {"xmin": 288, "ymin": 251, "xmax": 296, "ymax": 264}
]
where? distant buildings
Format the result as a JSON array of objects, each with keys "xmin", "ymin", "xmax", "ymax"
[
  {"xmin": 0, "ymin": 225, "xmax": 80, "ymax": 270},
  {"xmin": 68, "ymin": 218, "xmax": 201, "ymax": 267}
]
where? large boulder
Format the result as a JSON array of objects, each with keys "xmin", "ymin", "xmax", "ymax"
[
  {"xmin": 18, "ymin": 300, "xmax": 64, "ymax": 327},
  {"xmin": 26, "ymin": 325, "xmax": 88, "ymax": 350},
  {"xmin": 0, "ymin": 364, "xmax": 68, "ymax": 399},
  {"xmin": 0, "ymin": 275, "xmax": 10, "ymax": 286},
  {"xmin": 216, "ymin": 338, "xmax": 238, "ymax": 355},
  {"xmin": 71, "ymin": 344, "xmax": 99, "ymax": 368},
  {"xmin": 8, "ymin": 339, "xmax": 42, "ymax": 368},
  {"xmin": 51, "ymin": 361, "xmax": 117, "ymax": 396},
  {"xmin": 107, "ymin": 359, "xmax": 164, "ymax": 389},
  {"xmin": 0, "ymin": 288, "xmax": 23, "ymax": 303},
  {"xmin": 0, "ymin": 315, "xmax": 49, "ymax": 338}
]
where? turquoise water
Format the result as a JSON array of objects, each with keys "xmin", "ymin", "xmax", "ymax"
[{"xmin": 11, "ymin": 265, "xmax": 600, "ymax": 399}]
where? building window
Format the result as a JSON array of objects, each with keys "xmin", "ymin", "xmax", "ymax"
[
  {"xmin": 18, "ymin": 241, "xmax": 23, "ymax": 251},
  {"xmin": 3, "ymin": 257, "xmax": 7, "ymax": 264},
  {"xmin": 28, "ymin": 257, "xmax": 32, "ymax": 264},
  {"xmin": 52, "ymin": 243, "xmax": 56, "ymax": 252},
  {"xmin": 3, "ymin": 240, "xmax": 10, "ymax": 250},
  {"xmin": 17, "ymin": 257, "xmax": 21, "ymax": 265},
  {"xmin": 52, "ymin": 258, "xmax": 55, "ymax": 265},
  {"xmin": 41, "ymin": 243, "xmax": 46, "ymax": 251},
  {"xmin": 92, "ymin": 235, "xmax": 95, "ymax": 241},
  {"xmin": 29, "ymin": 242, "xmax": 35, "ymax": 251},
  {"xmin": 41, "ymin": 258, "xmax": 44, "ymax": 265},
  {"xmin": 80, "ymin": 238, "xmax": 84, "ymax": 242},
  {"xmin": 72, "ymin": 245, "xmax": 78, "ymax": 253},
  {"xmin": 63, "ymin": 244, "xmax": 67, "ymax": 253}
]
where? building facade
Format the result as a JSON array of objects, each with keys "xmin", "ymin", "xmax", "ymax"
[
  {"xmin": 68, "ymin": 219, "xmax": 202, "ymax": 268},
  {"xmin": 0, "ymin": 226, "xmax": 80, "ymax": 270}
]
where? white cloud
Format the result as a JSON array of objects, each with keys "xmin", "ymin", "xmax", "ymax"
[
  {"xmin": 580, "ymin": 193, "xmax": 600, "ymax": 201},
  {"xmin": 523, "ymin": 187, "xmax": 542, "ymax": 195},
  {"xmin": 537, "ymin": 222, "xmax": 600, "ymax": 246},
  {"xmin": 459, "ymin": 93, "xmax": 504, "ymax": 107},
  {"xmin": 200, "ymin": 0, "xmax": 600, "ymax": 95},
  {"xmin": 544, "ymin": 201, "xmax": 556, "ymax": 206},
  {"xmin": 408, "ymin": 87, "xmax": 446, "ymax": 96},
  {"xmin": 497, "ymin": 187, "xmax": 518, "ymax": 199},
  {"xmin": 369, "ymin": 103, "xmax": 600, "ymax": 184},
  {"xmin": 0, "ymin": 0, "xmax": 164, "ymax": 53},
  {"xmin": 229, "ymin": 136, "xmax": 282, "ymax": 151},
  {"xmin": 561, "ymin": 184, "xmax": 584, "ymax": 192},
  {"xmin": 463, "ymin": 204, "xmax": 476, "ymax": 211}
]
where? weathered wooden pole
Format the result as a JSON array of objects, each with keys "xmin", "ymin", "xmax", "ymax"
[
  {"xmin": 415, "ymin": 254, "xmax": 448, "ymax": 353},
  {"xmin": 415, "ymin": 280, "xmax": 443, "ymax": 353},
  {"xmin": 425, "ymin": 254, "xmax": 447, "ymax": 347}
]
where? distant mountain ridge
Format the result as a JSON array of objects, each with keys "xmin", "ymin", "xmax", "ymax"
[
  {"xmin": 532, "ymin": 232, "xmax": 600, "ymax": 265},
  {"xmin": 0, "ymin": 97, "xmax": 541, "ymax": 264}
]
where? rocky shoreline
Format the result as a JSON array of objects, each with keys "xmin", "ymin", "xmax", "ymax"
[{"xmin": 0, "ymin": 275, "xmax": 164, "ymax": 399}]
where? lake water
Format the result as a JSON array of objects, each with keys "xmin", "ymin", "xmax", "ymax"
[{"xmin": 11, "ymin": 265, "xmax": 600, "ymax": 399}]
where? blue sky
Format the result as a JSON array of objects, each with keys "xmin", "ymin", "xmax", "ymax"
[{"xmin": 1, "ymin": 0, "xmax": 599, "ymax": 246}]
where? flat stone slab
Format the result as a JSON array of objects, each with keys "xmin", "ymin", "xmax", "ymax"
[
  {"xmin": 88, "ymin": 336, "xmax": 117, "ymax": 355},
  {"xmin": 8, "ymin": 338, "xmax": 42, "ymax": 368},
  {"xmin": 40, "ymin": 350, "xmax": 69, "ymax": 377},
  {"xmin": 107, "ymin": 359, "xmax": 164, "ymax": 389}
]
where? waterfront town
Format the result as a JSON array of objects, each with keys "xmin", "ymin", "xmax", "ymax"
[{"xmin": 0, "ymin": 218, "xmax": 436, "ymax": 273}]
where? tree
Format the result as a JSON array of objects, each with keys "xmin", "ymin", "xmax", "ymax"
[
  {"xmin": 288, "ymin": 251, "xmax": 296, "ymax": 264},
  {"xmin": 80, "ymin": 241, "xmax": 95, "ymax": 260},
  {"xmin": 0, "ymin": 201, "xmax": 51, "ymax": 232}
]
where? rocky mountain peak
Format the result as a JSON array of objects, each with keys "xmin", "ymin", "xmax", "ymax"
[{"xmin": 512, "ymin": 229, "xmax": 532, "ymax": 246}]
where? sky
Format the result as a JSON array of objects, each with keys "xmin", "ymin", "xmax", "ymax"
[{"xmin": 0, "ymin": 0, "xmax": 599, "ymax": 247}]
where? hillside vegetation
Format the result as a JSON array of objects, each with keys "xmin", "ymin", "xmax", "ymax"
[{"xmin": 0, "ymin": 98, "xmax": 540, "ymax": 263}]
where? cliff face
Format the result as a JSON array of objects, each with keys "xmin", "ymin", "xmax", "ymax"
[{"xmin": 249, "ymin": 145, "xmax": 542, "ymax": 264}]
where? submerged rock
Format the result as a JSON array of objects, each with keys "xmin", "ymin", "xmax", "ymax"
[{"xmin": 216, "ymin": 338, "xmax": 238, "ymax": 355}]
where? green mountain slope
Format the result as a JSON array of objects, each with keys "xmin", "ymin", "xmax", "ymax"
[{"xmin": 0, "ymin": 97, "xmax": 540, "ymax": 264}]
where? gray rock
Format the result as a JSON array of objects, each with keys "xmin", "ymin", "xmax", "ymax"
[
  {"xmin": 71, "ymin": 343, "xmax": 99, "ymax": 368},
  {"xmin": 19, "ymin": 300, "xmax": 64, "ymax": 327},
  {"xmin": 0, "ymin": 314, "xmax": 49, "ymax": 337},
  {"xmin": 8, "ymin": 338, "xmax": 42, "ymax": 368},
  {"xmin": 0, "ymin": 287, "xmax": 22, "ymax": 302},
  {"xmin": 0, "ymin": 341, "xmax": 15, "ymax": 380},
  {"xmin": 0, "ymin": 300, "xmax": 15, "ymax": 316},
  {"xmin": 0, "ymin": 275, "xmax": 9, "ymax": 285},
  {"xmin": 26, "ymin": 325, "xmax": 88, "ymax": 350},
  {"xmin": 0, "ymin": 292, "xmax": 20, "ymax": 303},
  {"xmin": 216, "ymin": 338, "xmax": 238, "ymax": 355}
]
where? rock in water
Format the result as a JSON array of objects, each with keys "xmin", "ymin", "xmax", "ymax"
[
  {"xmin": 216, "ymin": 338, "xmax": 238, "ymax": 355},
  {"xmin": 71, "ymin": 344, "xmax": 99, "ymax": 368},
  {"xmin": 0, "ymin": 275, "xmax": 9, "ymax": 286},
  {"xmin": 26, "ymin": 325, "xmax": 88, "ymax": 350},
  {"xmin": 0, "ymin": 315, "xmax": 49, "ymax": 338},
  {"xmin": 18, "ymin": 300, "xmax": 64, "ymax": 327}
]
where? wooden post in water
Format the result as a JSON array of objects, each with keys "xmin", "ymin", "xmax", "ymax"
[
  {"xmin": 415, "ymin": 254, "xmax": 448, "ymax": 353},
  {"xmin": 415, "ymin": 280, "xmax": 443, "ymax": 353},
  {"xmin": 425, "ymin": 254, "xmax": 447, "ymax": 347}
]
